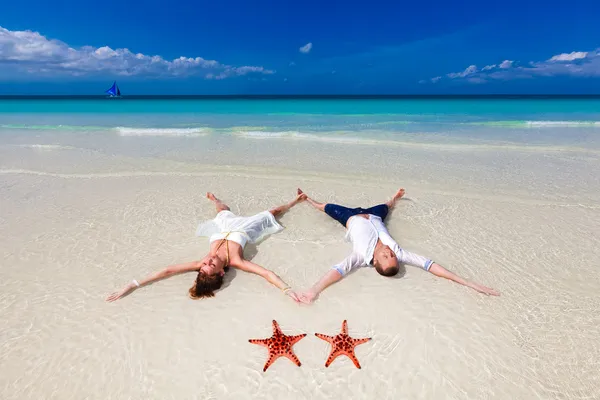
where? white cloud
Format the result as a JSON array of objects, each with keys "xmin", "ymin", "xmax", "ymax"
[
  {"xmin": 446, "ymin": 65, "xmax": 478, "ymax": 78},
  {"xmin": 0, "ymin": 26, "xmax": 274, "ymax": 79},
  {"xmin": 548, "ymin": 51, "xmax": 587, "ymax": 62},
  {"xmin": 427, "ymin": 48, "xmax": 600, "ymax": 84},
  {"xmin": 299, "ymin": 42, "xmax": 313, "ymax": 54}
]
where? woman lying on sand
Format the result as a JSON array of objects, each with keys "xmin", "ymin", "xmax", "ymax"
[{"xmin": 106, "ymin": 192, "xmax": 305, "ymax": 302}]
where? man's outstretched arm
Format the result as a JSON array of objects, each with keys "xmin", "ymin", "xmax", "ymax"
[
  {"xmin": 297, "ymin": 253, "xmax": 362, "ymax": 304},
  {"xmin": 393, "ymin": 244, "xmax": 500, "ymax": 296},
  {"xmin": 298, "ymin": 270, "xmax": 343, "ymax": 304},
  {"xmin": 428, "ymin": 263, "xmax": 500, "ymax": 296}
]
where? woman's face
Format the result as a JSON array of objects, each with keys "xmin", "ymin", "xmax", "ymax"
[{"xmin": 199, "ymin": 254, "xmax": 225, "ymax": 276}]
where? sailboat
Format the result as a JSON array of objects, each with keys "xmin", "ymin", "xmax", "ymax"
[{"xmin": 105, "ymin": 81, "xmax": 122, "ymax": 98}]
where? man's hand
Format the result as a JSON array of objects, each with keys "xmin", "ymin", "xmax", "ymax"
[
  {"xmin": 297, "ymin": 290, "xmax": 319, "ymax": 304},
  {"xmin": 471, "ymin": 283, "xmax": 500, "ymax": 296}
]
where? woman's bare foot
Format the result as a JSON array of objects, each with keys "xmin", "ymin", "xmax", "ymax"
[
  {"xmin": 296, "ymin": 192, "xmax": 307, "ymax": 203},
  {"xmin": 298, "ymin": 188, "xmax": 326, "ymax": 211},
  {"xmin": 207, "ymin": 192, "xmax": 230, "ymax": 213},
  {"xmin": 296, "ymin": 188, "xmax": 307, "ymax": 202},
  {"xmin": 206, "ymin": 192, "xmax": 217, "ymax": 202}
]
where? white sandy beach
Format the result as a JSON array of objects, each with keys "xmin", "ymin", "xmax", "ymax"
[{"xmin": 1, "ymin": 129, "xmax": 599, "ymax": 400}]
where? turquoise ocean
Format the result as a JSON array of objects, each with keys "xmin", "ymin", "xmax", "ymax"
[{"xmin": 1, "ymin": 98, "xmax": 600, "ymax": 149}]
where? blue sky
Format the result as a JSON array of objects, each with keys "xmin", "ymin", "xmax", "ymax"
[{"xmin": 1, "ymin": 0, "xmax": 600, "ymax": 94}]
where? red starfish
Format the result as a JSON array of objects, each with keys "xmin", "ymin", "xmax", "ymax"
[
  {"xmin": 249, "ymin": 320, "xmax": 307, "ymax": 372},
  {"xmin": 315, "ymin": 320, "xmax": 371, "ymax": 369}
]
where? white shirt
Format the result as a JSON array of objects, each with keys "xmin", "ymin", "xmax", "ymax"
[{"xmin": 332, "ymin": 215, "xmax": 433, "ymax": 276}]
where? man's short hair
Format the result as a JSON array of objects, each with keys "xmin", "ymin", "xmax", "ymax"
[{"xmin": 375, "ymin": 264, "xmax": 400, "ymax": 277}]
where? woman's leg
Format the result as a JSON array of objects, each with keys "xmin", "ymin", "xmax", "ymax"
[
  {"xmin": 269, "ymin": 192, "xmax": 307, "ymax": 217},
  {"xmin": 206, "ymin": 192, "xmax": 230, "ymax": 214}
]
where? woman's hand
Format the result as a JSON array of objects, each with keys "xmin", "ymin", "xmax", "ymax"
[
  {"xmin": 297, "ymin": 290, "xmax": 318, "ymax": 304},
  {"xmin": 284, "ymin": 289, "xmax": 301, "ymax": 303},
  {"xmin": 106, "ymin": 282, "xmax": 136, "ymax": 302}
]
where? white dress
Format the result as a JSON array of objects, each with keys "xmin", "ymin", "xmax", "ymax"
[{"xmin": 195, "ymin": 210, "xmax": 283, "ymax": 248}]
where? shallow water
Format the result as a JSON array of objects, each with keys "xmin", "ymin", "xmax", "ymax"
[{"xmin": 1, "ymin": 100, "xmax": 599, "ymax": 399}]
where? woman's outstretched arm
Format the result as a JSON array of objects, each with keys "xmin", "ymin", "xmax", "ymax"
[
  {"xmin": 105, "ymin": 261, "xmax": 200, "ymax": 302},
  {"xmin": 232, "ymin": 259, "xmax": 301, "ymax": 303}
]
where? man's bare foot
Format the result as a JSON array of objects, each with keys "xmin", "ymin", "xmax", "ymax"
[
  {"xmin": 386, "ymin": 188, "xmax": 406, "ymax": 209},
  {"xmin": 393, "ymin": 188, "xmax": 406, "ymax": 201},
  {"xmin": 206, "ymin": 192, "xmax": 217, "ymax": 202}
]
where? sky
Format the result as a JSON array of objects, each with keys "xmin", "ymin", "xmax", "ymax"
[{"xmin": 1, "ymin": 0, "xmax": 600, "ymax": 94}]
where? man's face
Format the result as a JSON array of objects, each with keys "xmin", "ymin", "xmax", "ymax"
[{"xmin": 375, "ymin": 246, "xmax": 398, "ymax": 270}]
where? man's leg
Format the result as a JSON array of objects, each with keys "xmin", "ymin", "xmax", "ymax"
[
  {"xmin": 206, "ymin": 192, "xmax": 230, "ymax": 214},
  {"xmin": 297, "ymin": 188, "xmax": 356, "ymax": 227},
  {"xmin": 385, "ymin": 188, "xmax": 405, "ymax": 210},
  {"xmin": 269, "ymin": 192, "xmax": 307, "ymax": 217},
  {"xmin": 361, "ymin": 188, "xmax": 406, "ymax": 221}
]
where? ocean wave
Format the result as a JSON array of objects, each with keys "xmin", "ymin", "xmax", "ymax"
[
  {"xmin": 470, "ymin": 120, "xmax": 600, "ymax": 127},
  {"xmin": 12, "ymin": 144, "xmax": 76, "ymax": 150},
  {"xmin": 230, "ymin": 129, "xmax": 600, "ymax": 154},
  {"xmin": 114, "ymin": 127, "xmax": 211, "ymax": 137},
  {"xmin": 230, "ymin": 130, "xmax": 394, "ymax": 145},
  {"xmin": 0, "ymin": 124, "xmax": 106, "ymax": 130}
]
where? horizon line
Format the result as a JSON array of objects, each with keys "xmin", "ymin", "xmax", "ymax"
[{"xmin": 2, "ymin": 94, "xmax": 600, "ymax": 100}]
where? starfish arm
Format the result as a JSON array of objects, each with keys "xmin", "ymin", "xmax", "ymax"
[
  {"xmin": 342, "ymin": 349, "xmax": 363, "ymax": 369},
  {"xmin": 271, "ymin": 320, "xmax": 282, "ymax": 334},
  {"xmin": 248, "ymin": 338, "xmax": 271, "ymax": 348},
  {"xmin": 288, "ymin": 333, "xmax": 307, "ymax": 346},
  {"xmin": 263, "ymin": 352, "xmax": 283, "ymax": 372},
  {"xmin": 283, "ymin": 351, "xmax": 303, "ymax": 367},
  {"xmin": 341, "ymin": 320, "xmax": 348, "ymax": 334},
  {"xmin": 315, "ymin": 333, "xmax": 335, "ymax": 343},
  {"xmin": 352, "ymin": 337, "xmax": 371, "ymax": 346},
  {"xmin": 324, "ymin": 349, "xmax": 343, "ymax": 367}
]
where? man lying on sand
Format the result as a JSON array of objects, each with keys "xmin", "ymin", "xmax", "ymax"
[
  {"xmin": 106, "ymin": 192, "xmax": 305, "ymax": 302},
  {"xmin": 297, "ymin": 188, "xmax": 499, "ymax": 304}
]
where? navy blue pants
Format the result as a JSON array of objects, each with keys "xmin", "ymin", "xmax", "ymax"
[{"xmin": 324, "ymin": 203, "xmax": 389, "ymax": 227}]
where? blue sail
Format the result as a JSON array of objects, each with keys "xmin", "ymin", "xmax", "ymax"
[
  {"xmin": 105, "ymin": 81, "xmax": 117, "ymax": 96},
  {"xmin": 105, "ymin": 81, "xmax": 119, "ymax": 97}
]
